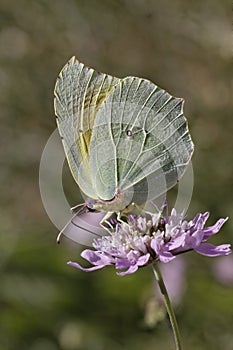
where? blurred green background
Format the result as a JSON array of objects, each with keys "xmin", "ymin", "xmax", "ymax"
[{"xmin": 1, "ymin": 0, "xmax": 233, "ymax": 349}]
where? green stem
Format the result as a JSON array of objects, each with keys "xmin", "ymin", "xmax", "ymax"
[{"xmin": 152, "ymin": 263, "xmax": 182, "ymax": 350}]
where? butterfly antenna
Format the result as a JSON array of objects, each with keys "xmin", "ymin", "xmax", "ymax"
[
  {"xmin": 56, "ymin": 206, "xmax": 104, "ymax": 244},
  {"xmin": 70, "ymin": 220, "xmax": 103, "ymax": 237},
  {"xmin": 57, "ymin": 204, "xmax": 87, "ymax": 243},
  {"xmin": 56, "ymin": 211, "xmax": 79, "ymax": 244},
  {"xmin": 70, "ymin": 205, "xmax": 104, "ymax": 237},
  {"xmin": 70, "ymin": 202, "xmax": 86, "ymax": 213}
]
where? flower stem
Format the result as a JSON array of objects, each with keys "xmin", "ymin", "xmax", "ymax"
[{"xmin": 152, "ymin": 263, "xmax": 182, "ymax": 350}]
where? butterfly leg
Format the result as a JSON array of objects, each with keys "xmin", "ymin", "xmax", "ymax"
[
  {"xmin": 99, "ymin": 211, "xmax": 114, "ymax": 233},
  {"xmin": 116, "ymin": 211, "xmax": 127, "ymax": 224}
]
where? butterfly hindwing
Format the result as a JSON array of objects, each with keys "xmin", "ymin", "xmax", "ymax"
[{"xmin": 89, "ymin": 76, "xmax": 193, "ymax": 202}]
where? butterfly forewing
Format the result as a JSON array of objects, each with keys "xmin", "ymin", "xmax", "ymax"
[{"xmin": 54, "ymin": 57, "xmax": 120, "ymax": 198}]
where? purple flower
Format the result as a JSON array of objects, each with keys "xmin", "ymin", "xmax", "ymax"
[{"xmin": 68, "ymin": 209, "xmax": 231, "ymax": 276}]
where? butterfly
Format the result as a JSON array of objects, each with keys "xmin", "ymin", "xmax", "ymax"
[{"xmin": 54, "ymin": 56, "xmax": 194, "ymax": 227}]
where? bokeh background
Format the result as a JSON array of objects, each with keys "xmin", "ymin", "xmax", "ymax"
[{"xmin": 1, "ymin": 0, "xmax": 233, "ymax": 349}]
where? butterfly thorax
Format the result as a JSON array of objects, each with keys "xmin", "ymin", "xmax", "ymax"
[{"xmin": 86, "ymin": 190, "xmax": 129, "ymax": 213}]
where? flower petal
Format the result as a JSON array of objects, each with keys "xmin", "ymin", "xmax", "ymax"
[
  {"xmin": 167, "ymin": 234, "xmax": 186, "ymax": 250},
  {"xmin": 159, "ymin": 251, "xmax": 176, "ymax": 263},
  {"xmin": 186, "ymin": 229, "xmax": 204, "ymax": 248},
  {"xmin": 117, "ymin": 264, "xmax": 139, "ymax": 276},
  {"xmin": 194, "ymin": 243, "xmax": 231, "ymax": 257},
  {"xmin": 115, "ymin": 253, "xmax": 150, "ymax": 276},
  {"xmin": 151, "ymin": 238, "xmax": 175, "ymax": 262},
  {"xmin": 115, "ymin": 258, "xmax": 131, "ymax": 270},
  {"xmin": 202, "ymin": 217, "xmax": 228, "ymax": 240},
  {"xmin": 81, "ymin": 249, "xmax": 114, "ymax": 266},
  {"xmin": 137, "ymin": 253, "xmax": 150, "ymax": 266},
  {"xmin": 192, "ymin": 212, "xmax": 209, "ymax": 227},
  {"xmin": 67, "ymin": 261, "xmax": 107, "ymax": 272}
]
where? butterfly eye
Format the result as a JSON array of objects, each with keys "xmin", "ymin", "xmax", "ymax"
[
  {"xmin": 126, "ymin": 129, "xmax": 133, "ymax": 137},
  {"xmin": 86, "ymin": 205, "xmax": 96, "ymax": 212},
  {"xmin": 86, "ymin": 200, "xmax": 97, "ymax": 212}
]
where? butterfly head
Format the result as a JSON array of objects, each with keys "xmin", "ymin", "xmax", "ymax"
[{"xmin": 86, "ymin": 189, "xmax": 130, "ymax": 214}]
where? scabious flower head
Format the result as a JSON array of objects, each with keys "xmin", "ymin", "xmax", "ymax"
[{"xmin": 68, "ymin": 209, "xmax": 231, "ymax": 276}]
